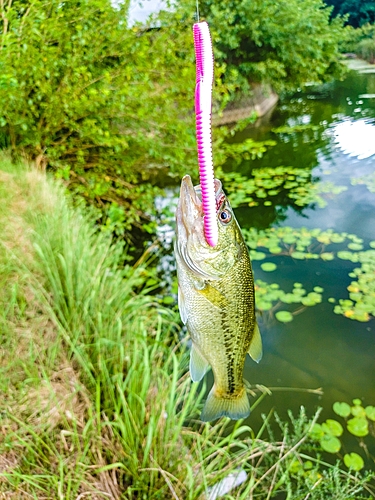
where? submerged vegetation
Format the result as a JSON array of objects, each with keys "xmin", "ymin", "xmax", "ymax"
[{"xmin": 1, "ymin": 157, "xmax": 374, "ymax": 498}]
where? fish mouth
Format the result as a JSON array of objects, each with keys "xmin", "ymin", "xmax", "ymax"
[
  {"xmin": 177, "ymin": 174, "xmax": 223, "ymax": 232},
  {"xmin": 175, "ymin": 175, "xmax": 224, "ymax": 279},
  {"xmin": 176, "ymin": 175, "xmax": 224, "ymax": 243}
]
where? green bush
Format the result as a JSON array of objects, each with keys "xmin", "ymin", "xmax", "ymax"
[
  {"xmin": 176, "ymin": 0, "xmax": 348, "ymax": 94},
  {"xmin": 0, "ymin": 0, "xmax": 205, "ymax": 231}
]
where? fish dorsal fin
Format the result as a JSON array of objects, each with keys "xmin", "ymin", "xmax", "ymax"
[
  {"xmin": 178, "ymin": 286, "xmax": 188, "ymax": 324},
  {"xmin": 248, "ymin": 322, "xmax": 262, "ymax": 363},
  {"xmin": 190, "ymin": 343, "xmax": 210, "ymax": 382}
]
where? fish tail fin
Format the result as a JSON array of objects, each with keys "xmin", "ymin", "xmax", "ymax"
[{"xmin": 200, "ymin": 387, "xmax": 250, "ymax": 422}]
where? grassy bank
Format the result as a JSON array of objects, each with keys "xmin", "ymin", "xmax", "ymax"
[{"xmin": 0, "ymin": 156, "xmax": 373, "ymax": 499}]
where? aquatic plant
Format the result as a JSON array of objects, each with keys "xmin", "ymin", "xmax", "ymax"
[
  {"xmin": 241, "ymin": 226, "xmax": 375, "ymax": 323},
  {"xmin": 220, "ymin": 167, "xmax": 347, "ymax": 209},
  {"xmin": 311, "ymin": 398, "xmax": 375, "ymax": 472},
  {"xmin": 351, "ymin": 172, "xmax": 375, "ymax": 193}
]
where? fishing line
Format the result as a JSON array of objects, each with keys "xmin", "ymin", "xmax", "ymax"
[{"xmin": 196, "ymin": 0, "xmax": 200, "ymax": 22}]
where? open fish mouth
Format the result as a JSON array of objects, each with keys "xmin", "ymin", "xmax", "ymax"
[
  {"xmin": 178, "ymin": 174, "xmax": 224, "ymax": 230},
  {"xmin": 176, "ymin": 174, "xmax": 224, "ymax": 279}
]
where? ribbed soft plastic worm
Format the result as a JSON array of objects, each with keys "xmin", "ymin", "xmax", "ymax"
[{"xmin": 193, "ymin": 21, "xmax": 218, "ymax": 247}]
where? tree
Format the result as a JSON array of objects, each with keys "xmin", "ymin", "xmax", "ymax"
[
  {"xmin": 0, "ymin": 0, "xmax": 206, "ymax": 232},
  {"xmin": 176, "ymin": 0, "xmax": 347, "ymax": 94},
  {"xmin": 324, "ymin": 0, "xmax": 375, "ymax": 28}
]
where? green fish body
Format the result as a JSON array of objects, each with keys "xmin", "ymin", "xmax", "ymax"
[{"xmin": 174, "ymin": 175, "xmax": 262, "ymax": 422}]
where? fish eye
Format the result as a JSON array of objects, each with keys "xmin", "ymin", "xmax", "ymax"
[{"xmin": 219, "ymin": 209, "xmax": 232, "ymax": 224}]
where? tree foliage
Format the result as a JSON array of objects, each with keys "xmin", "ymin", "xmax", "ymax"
[
  {"xmin": 176, "ymin": 0, "xmax": 347, "ymax": 94},
  {"xmin": 0, "ymin": 0, "xmax": 349, "ymax": 235},
  {"xmin": 0, "ymin": 0, "xmax": 204, "ymax": 231},
  {"xmin": 325, "ymin": 0, "xmax": 375, "ymax": 28}
]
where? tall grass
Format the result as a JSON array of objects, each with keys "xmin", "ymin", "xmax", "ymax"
[{"xmin": 0, "ymin": 155, "xmax": 373, "ymax": 499}]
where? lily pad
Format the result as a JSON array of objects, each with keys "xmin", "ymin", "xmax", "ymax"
[
  {"xmin": 321, "ymin": 419, "xmax": 343, "ymax": 437},
  {"xmin": 291, "ymin": 251, "xmax": 306, "ymax": 260},
  {"xmin": 310, "ymin": 423, "xmax": 325, "ymax": 440},
  {"xmin": 275, "ymin": 311, "xmax": 294, "ymax": 323},
  {"xmin": 351, "ymin": 405, "xmax": 366, "ymax": 418},
  {"xmin": 320, "ymin": 252, "xmax": 334, "ymax": 261},
  {"xmin": 250, "ymin": 251, "xmax": 267, "ymax": 260},
  {"xmin": 365, "ymin": 406, "xmax": 375, "ymax": 421},
  {"xmin": 337, "ymin": 251, "xmax": 355, "ymax": 261},
  {"xmin": 347, "ymin": 417, "xmax": 369, "ymax": 437},
  {"xmin": 269, "ymin": 246, "xmax": 283, "ymax": 254},
  {"xmin": 343, "ymin": 453, "xmax": 364, "ymax": 471},
  {"xmin": 261, "ymin": 262, "xmax": 277, "ymax": 272},
  {"xmin": 347, "ymin": 242, "xmax": 363, "ymax": 251},
  {"xmin": 333, "ymin": 401, "xmax": 351, "ymax": 418},
  {"xmin": 320, "ymin": 435, "xmax": 341, "ymax": 453}
]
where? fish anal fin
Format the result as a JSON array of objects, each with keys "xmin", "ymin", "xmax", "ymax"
[
  {"xmin": 200, "ymin": 387, "xmax": 250, "ymax": 422},
  {"xmin": 248, "ymin": 322, "xmax": 263, "ymax": 363},
  {"xmin": 190, "ymin": 343, "xmax": 210, "ymax": 382}
]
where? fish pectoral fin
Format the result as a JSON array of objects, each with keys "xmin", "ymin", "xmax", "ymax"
[
  {"xmin": 197, "ymin": 283, "xmax": 227, "ymax": 309},
  {"xmin": 178, "ymin": 285, "xmax": 188, "ymax": 324},
  {"xmin": 190, "ymin": 343, "xmax": 210, "ymax": 382},
  {"xmin": 248, "ymin": 322, "xmax": 263, "ymax": 363}
]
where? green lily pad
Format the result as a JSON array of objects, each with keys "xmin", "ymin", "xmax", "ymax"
[
  {"xmin": 369, "ymin": 241, "xmax": 375, "ymax": 249},
  {"xmin": 250, "ymin": 251, "xmax": 267, "ymax": 260},
  {"xmin": 365, "ymin": 406, "xmax": 375, "ymax": 421},
  {"xmin": 333, "ymin": 401, "xmax": 351, "ymax": 418},
  {"xmin": 313, "ymin": 286, "xmax": 324, "ymax": 293},
  {"xmin": 309, "ymin": 423, "xmax": 325, "ymax": 440},
  {"xmin": 291, "ymin": 251, "xmax": 306, "ymax": 260},
  {"xmin": 353, "ymin": 398, "xmax": 362, "ymax": 405},
  {"xmin": 301, "ymin": 296, "xmax": 317, "ymax": 306},
  {"xmin": 261, "ymin": 262, "xmax": 277, "ymax": 272},
  {"xmin": 343, "ymin": 453, "xmax": 364, "ymax": 471},
  {"xmin": 269, "ymin": 246, "xmax": 283, "ymax": 254},
  {"xmin": 320, "ymin": 435, "xmax": 341, "ymax": 453},
  {"xmin": 257, "ymin": 300, "xmax": 273, "ymax": 311},
  {"xmin": 320, "ymin": 252, "xmax": 334, "ymax": 261},
  {"xmin": 337, "ymin": 251, "xmax": 355, "ymax": 261},
  {"xmin": 347, "ymin": 242, "xmax": 363, "ymax": 251},
  {"xmin": 351, "ymin": 405, "xmax": 366, "ymax": 418},
  {"xmin": 347, "ymin": 417, "xmax": 369, "ymax": 437},
  {"xmin": 275, "ymin": 311, "xmax": 294, "ymax": 323},
  {"xmin": 321, "ymin": 419, "xmax": 343, "ymax": 437}
]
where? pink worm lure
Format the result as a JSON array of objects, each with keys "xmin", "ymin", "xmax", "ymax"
[{"xmin": 193, "ymin": 21, "xmax": 218, "ymax": 247}]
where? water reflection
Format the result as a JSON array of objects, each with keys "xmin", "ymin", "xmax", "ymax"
[{"xmin": 331, "ymin": 118, "xmax": 375, "ymax": 159}]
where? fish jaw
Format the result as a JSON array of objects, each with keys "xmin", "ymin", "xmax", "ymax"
[
  {"xmin": 175, "ymin": 175, "xmax": 205, "ymax": 249},
  {"xmin": 175, "ymin": 175, "xmax": 223, "ymax": 280}
]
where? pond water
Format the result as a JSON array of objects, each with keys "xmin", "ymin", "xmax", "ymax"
[
  {"xmin": 157, "ymin": 66, "xmax": 375, "ymax": 456},
  {"xmin": 219, "ymin": 67, "xmax": 375, "ymax": 443}
]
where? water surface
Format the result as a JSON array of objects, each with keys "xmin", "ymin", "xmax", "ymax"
[{"xmin": 230, "ymin": 69, "xmax": 375, "ymax": 431}]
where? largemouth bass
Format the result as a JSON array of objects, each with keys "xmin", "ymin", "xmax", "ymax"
[{"xmin": 175, "ymin": 175, "xmax": 262, "ymax": 422}]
